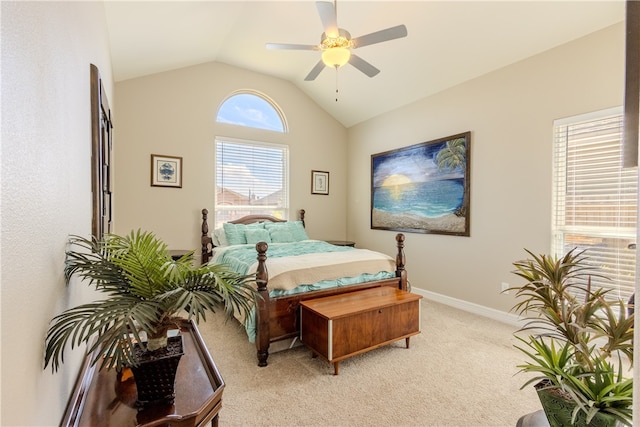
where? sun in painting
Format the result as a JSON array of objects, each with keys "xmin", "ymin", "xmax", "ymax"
[
  {"xmin": 382, "ymin": 174, "xmax": 412, "ymax": 187},
  {"xmin": 381, "ymin": 174, "xmax": 412, "ymax": 199}
]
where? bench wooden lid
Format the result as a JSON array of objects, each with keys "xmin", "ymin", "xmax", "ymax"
[{"xmin": 299, "ymin": 287, "xmax": 422, "ymax": 320}]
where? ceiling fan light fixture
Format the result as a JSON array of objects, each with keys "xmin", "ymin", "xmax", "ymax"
[
  {"xmin": 265, "ymin": 1, "xmax": 407, "ymax": 81},
  {"xmin": 322, "ymin": 47, "xmax": 351, "ymax": 68}
]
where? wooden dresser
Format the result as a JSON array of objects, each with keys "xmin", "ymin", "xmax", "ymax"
[{"xmin": 299, "ymin": 287, "xmax": 422, "ymax": 374}]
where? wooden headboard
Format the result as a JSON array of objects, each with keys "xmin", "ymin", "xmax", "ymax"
[{"xmin": 200, "ymin": 209, "xmax": 306, "ymax": 264}]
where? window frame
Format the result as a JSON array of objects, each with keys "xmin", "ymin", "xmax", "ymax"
[
  {"xmin": 551, "ymin": 106, "xmax": 637, "ymax": 302},
  {"xmin": 213, "ymin": 136, "xmax": 290, "ymax": 229}
]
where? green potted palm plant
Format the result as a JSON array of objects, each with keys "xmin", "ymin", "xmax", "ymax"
[
  {"xmin": 508, "ymin": 248, "xmax": 633, "ymax": 426},
  {"xmin": 44, "ymin": 230, "xmax": 257, "ymax": 406}
]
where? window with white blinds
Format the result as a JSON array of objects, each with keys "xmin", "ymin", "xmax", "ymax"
[
  {"xmin": 552, "ymin": 107, "xmax": 637, "ymax": 302},
  {"xmin": 214, "ymin": 138, "xmax": 289, "ymax": 229}
]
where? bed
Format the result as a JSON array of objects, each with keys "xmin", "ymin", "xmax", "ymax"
[{"xmin": 200, "ymin": 208, "xmax": 408, "ymax": 367}]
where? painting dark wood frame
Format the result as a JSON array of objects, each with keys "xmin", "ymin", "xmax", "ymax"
[
  {"xmin": 371, "ymin": 131, "xmax": 471, "ymax": 236},
  {"xmin": 90, "ymin": 64, "xmax": 113, "ymax": 239}
]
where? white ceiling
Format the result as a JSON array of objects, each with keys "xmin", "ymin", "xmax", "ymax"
[{"xmin": 104, "ymin": 1, "xmax": 625, "ymax": 128}]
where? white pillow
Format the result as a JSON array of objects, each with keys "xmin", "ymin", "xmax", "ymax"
[{"xmin": 213, "ymin": 227, "xmax": 228, "ymax": 246}]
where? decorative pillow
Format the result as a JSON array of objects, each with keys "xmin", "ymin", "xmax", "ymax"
[
  {"xmin": 245, "ymin": 228, "xmax": 271, "ymax": 244},
  {"xmin": 212, "ymin": 227, "xmax": 228, "ymax": 246},
  {"xmin": 244, "ymin": 223, "xmax": 265, "ymax": 238},
  {"xmin": 268, "ymin": 228, "xmax": 295, "ymax": 243},
  {"xmin": 288, "ymin": 221, "xmax": 309, "ymax": 241},
  {"xmin": 223, "ymin": 223, "xmax": 247, "ymax": 245},
  {"xmin": 222, "ymin": 222, "xmax": 266, "ymax": 245},
  {"xmin": 210, "ymin": 230, "xmax": 220, "ymax": 246},
  {"xmin": 264, "ymin": 221, "xmax": 309, "ymax": 242}
]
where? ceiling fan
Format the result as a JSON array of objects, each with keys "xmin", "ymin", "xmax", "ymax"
[{"xmin": 266, "ymin": 1, "xmax": 408, "ymax": 81}]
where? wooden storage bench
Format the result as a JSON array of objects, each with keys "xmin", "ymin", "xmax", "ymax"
[{"xmin": 299, "ymin": 286, "xmax": 422, "ymax": 375}]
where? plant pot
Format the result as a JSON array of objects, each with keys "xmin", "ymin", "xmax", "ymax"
[
  {"xmin": 130, "ymin": 335, "xmax": 184, "ymax": 406},
  {"xmin": 535, "ymin": 380, "xmax": 619, "ymax": 427}
]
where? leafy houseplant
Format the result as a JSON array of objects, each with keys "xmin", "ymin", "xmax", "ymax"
[
  {"xmin": 508, "ymin": 248, "xmax": 634, "ymax": 426},
  {"xmin": 45, "ymin": 230, "xmax": 257, "ymax": 404}
]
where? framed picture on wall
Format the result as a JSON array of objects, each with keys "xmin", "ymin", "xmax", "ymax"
[
  {"xmin": 151, "ymin": 154, "xmax": 183, "ymax": 188},
  {"xmin": 311, "ymin": 170, "xmax": 329, "ymax": 195},
  {"xmin": 371, "ymin": 131, "xmax": 471, "ymax": 236}
]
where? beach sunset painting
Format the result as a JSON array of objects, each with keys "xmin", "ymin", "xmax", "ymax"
[{"xmin": 371, "ymin": 132, "xmax": 470, "ymax": 236}]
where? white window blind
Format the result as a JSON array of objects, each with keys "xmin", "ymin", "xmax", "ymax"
[
  {"xmin": 214, "ymin": 138, "xmax": 289, "ymax": 229},
  {"xmin": 552, "ymin": 107, "xmax": 637, "ymax": 302}
]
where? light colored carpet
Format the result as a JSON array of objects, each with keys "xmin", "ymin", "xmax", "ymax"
[{"xmin": 196, "ymin": 298, "xmax": 542, "ymax": 426}]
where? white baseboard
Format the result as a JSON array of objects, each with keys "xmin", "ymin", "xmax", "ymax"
[{"xmin": 412, "ymin": 287, "xmax": 522, "ymax": 327}]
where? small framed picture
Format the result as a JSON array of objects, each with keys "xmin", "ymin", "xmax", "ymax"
[
  {"xmin": 311, "ymin": 170, "xmax": 329, "ymax": 195},
  {"xmin": 151, "ymin": 154, "xmax": 182, "ymax": 188}
]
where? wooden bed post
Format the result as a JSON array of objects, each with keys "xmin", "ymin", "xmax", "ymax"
[
  {"xmin": 299, "ymin": 209, "xmax": 306, "ymax": 227},
  {"xmin": 254, "ymin": 241, "xmax": 271, "ymax": 367},
  {"xmin": 201, "ymin": 209, "xmax": 212, "ymax": 264},
  {"xmin": 395, "ymin": 233, "xmax": 407, "ymax": 291}
]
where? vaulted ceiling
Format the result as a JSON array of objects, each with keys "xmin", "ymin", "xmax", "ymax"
[{"xmin": 104, "ymin": 1, "xmax": 625, "ymax": 127}]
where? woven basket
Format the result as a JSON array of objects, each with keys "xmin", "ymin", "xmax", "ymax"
[{"xmin": 535, "ymin": 380, "xmax": 619, "ymax": 427}]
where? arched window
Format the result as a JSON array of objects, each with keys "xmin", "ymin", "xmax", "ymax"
[
  {"xmin": 216, "ymin": 91, "xmax": 286, "ymax": 133},
  {"xmin": 214, "ymin": 91, "xmax": 289, "ymax": 228}
]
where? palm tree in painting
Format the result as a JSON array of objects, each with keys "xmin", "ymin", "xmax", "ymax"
[
  {"xmin": 436, "ymin": 137, "xmax": 466, "ymax": 170},
  {"xmin": 435, "ymin": 137, "xmax": 467, "ymax": 217}
]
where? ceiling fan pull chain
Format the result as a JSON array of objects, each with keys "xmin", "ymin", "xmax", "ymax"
[{"xmin": 335, "ymin": 66, "xmax": 339, "ymax": 102}]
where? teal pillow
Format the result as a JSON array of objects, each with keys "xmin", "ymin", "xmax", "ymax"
[
  {"xmin": 264, "ymin": 222, "xmax": 284, "ymax": 232},
  {"xmin": 223, "ymin": 223, "xmax": 247, "ymax": 245},
  {"xmin": 245, "ymin": 228, "xmax": 271, "ymax": 244},
  {"xmin": 288, "ymin": 221, "xmax": 309, "ymax": 241},
  {"xmin": 223, "ymin": 222, "xmax": 266, "ymax": 245},
  {"xmin": 265, "ymin": 221, "xmax": 309, "ymax": 242},
  {"xmin": 269, "ymin": 228, "xmax": 295, "ymax": 243}
]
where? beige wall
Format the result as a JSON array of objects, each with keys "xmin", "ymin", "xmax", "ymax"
[
  {"xmin": 1, "ymin": 1, "xmax": 113, "ymax": 425},
  {"xmin": 113, "ymin": 62, "xmax": 348, "ymax": 259},
  {"xmin": 347, "ymin": 23, "xmax": 625, "ymax": 314}
]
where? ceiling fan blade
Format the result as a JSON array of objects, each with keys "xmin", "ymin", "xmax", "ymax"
[
  {"xmin": 316, "ymin": 1, "xmax": 339, "ymax": 38},
  {"xmin": 348, "ymin": 54, "xmax": 380, "ymax": 78},
  {"xmin": 304, "ymin": 60, "xmax": 326, "ymax": 81},
  {"xmin": 266, "ymin": 43, "xmax": 320, "ymax": 51},
  {"xmin": 351, "ymin": 24, "xmax": 408, "ymax": 49}
]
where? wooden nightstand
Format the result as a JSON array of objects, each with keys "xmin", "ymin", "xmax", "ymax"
[{"xmin": 325, "ymin": 240, "xmax": 355, "ymax": 247}]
